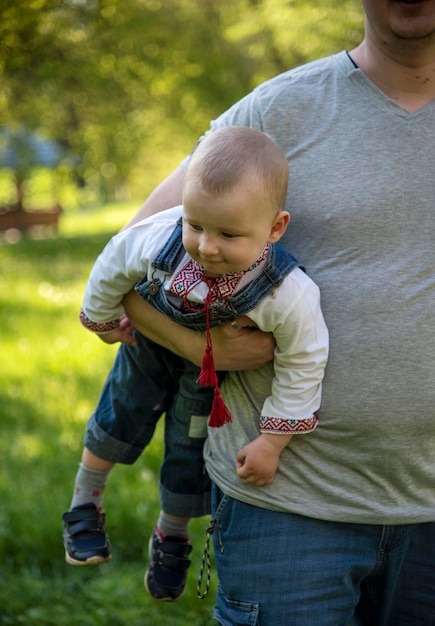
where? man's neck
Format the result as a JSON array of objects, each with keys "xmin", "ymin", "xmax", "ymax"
[{"xmin": 349, "ymin": 39, "xmax": 435, "ymax": 112}]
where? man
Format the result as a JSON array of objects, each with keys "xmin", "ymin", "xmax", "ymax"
[{"xmin": 113, "ymin": 1, "xmax": 435, "ymax": 622}]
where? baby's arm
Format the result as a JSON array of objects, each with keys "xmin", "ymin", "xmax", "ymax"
[
  {"xmin": 80, "ymin": 220, "xmax": 156, "ymax": 343},
  {"xmin": 236, "ymin": 433, "xmax": 293, "ymax": 486}
]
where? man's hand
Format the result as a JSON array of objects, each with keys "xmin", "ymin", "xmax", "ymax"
[{"xmin": 210, "ymin": 318, "xmax": 274, "ymax": 371}]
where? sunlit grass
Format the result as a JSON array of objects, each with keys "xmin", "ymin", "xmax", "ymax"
[{"xmin": 0, "ymin": 204, "xmax": 216, "ymax": 625}]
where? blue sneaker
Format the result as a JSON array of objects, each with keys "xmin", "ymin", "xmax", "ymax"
[
  {"xmin": 144, "ymin": 529, "xmax": 192, "ymax": 601},
  {"xmin": 62, "ymin": 503, "xmax": 111, "ymax": 566}
]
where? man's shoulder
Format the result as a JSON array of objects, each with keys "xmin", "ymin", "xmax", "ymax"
[{"xmin": 253, "ymin": 51, "xmax": 346, "ymax": 97}]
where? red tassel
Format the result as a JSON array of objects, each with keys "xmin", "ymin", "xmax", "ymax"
[
  {"xmin": 190, "ymin": 274, "xmax": 231, "ymax": 427},
  {"xmin": 208, "ymin": 387, "xmax": 232, "ymax": 427},
  {"xmin": 196, "ymin": 276, "xmax": 219, "ymax": 387},
  {"xmin": 196, "ymin": 346, "xmax": 218, "ymax": 387}
]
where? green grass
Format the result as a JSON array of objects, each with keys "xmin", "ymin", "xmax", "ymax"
[{"xmin": 0, "ymin": 205, "xmax": 217, "ymax": 625}]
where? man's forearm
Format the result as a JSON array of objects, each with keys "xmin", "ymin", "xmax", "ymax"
[
  {"xmin": 123, "ymin": 291, "xmax": 275, "ymax": 371},
  {"xmin": 122, "ymin": 167, "xmax": 184, "ymax": 229},
  {"xmin": 123, "ymin": 290, "xmax": 205, "ymax": 365}
]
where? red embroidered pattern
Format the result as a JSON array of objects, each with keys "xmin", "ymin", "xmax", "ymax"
[
  {"xmin": 169, "ymin": 259, "xmax": 203, "ymax": 297},
  {"xmin": 169, "ymin": 258, "xmax": 244, "ymax": 305},
  {"xmin": 80, "ymin": 308, "xmax": 120, "ymax": 333},
  {"xmin": 260, "ymin": 414, "xmax": 319, "ymax": 434},
  {"xmin": 169, "ymin": 247, "xmax": 269, "ymax": 307}
]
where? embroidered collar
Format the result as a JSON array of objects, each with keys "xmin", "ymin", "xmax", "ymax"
[{"xmin": 169, "ymin": 244, "xmax": 269, "ymax": 304}]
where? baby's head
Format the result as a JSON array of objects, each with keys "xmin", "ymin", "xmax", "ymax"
[
  {"xmin": 184, "ymin": 126, "xmax": 289, "ymax": 214},
  {"xmin": 182, "ymin": 126, "xmax": 290, "ymax": 275}
]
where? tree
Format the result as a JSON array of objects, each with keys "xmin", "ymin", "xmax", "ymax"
[{"xmin": 0, "ymin": 0, "xmax": 363, "ymax": 205}]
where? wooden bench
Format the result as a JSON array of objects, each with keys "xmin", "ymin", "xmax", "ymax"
[{"xmin": 0, "ymin": 205, "xmax": 62, "ymax": 234}]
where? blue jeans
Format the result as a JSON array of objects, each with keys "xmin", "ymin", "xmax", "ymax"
[
  {"xmin": 85, "ymin": 331, "xmax": 214, "ymax": 517},
  {"xmin": 210, "ymin": 486, "xmax": 435, "ymax": 626}
]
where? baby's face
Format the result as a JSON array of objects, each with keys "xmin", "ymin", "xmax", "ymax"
[{"xmin": 182, "ymin": 177, "xmax": 276, "ymax": 275}]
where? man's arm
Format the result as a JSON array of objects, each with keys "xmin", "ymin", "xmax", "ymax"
[
  {"xmin": 122, "ymin": 167, "xmax": 184, "ymax": 229},
  {"xmin": 123, "ymin": 290, "xmax": 274, "ymax": 371}
]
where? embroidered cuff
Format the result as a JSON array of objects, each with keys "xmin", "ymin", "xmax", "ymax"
[
  {"xmin": 79, "ymin": 309, "xmax": 120, "ymax": 334},
  {"xmin": 260, "ymin": 413, "xmax": 319, "ymax": 435}
]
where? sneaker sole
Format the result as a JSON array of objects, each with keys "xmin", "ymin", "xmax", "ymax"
[
  {"xmin": 65, "ymin": 550, "xmax": 112, "ymax": 567},
  {"xmin": 144, "ymin": 571, "xmax": 186, "ymax": 602}
]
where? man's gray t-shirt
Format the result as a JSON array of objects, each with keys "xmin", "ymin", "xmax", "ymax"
[{"xmin": 200, "ymin": 51, "xmax": 435, "ymax": 524}]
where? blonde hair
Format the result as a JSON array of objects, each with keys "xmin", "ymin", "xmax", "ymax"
[{"xmin": 185, "ymin": 126, "xmax": 289, "ymax": 211}]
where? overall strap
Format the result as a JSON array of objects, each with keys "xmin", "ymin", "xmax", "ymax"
[
  {"xmin": 228, "ymin": 242, "xmax": 302, "ymax": 316},
  {"xmin": 264, "ymin": 242, "xmax": 302, "ymax": 283},
  {"xmin": 153, "ymin": 218, "xmax": 185, "ymax": 273}
]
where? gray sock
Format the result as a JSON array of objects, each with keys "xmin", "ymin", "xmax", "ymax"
[
  {"xmin": 156, "ymin": 511, "xmax": 189, "ymax": 539},
  {"xmin": 70, "ymin": 462, "xmax": 110, "ymax": 511}
]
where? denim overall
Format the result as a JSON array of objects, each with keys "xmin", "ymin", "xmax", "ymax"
[{"xmin": 85, "ymin": 218, "xmax": 300, "ymax": 518}]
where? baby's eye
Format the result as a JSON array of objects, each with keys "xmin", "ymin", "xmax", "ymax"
[
  {"xmin": 190, "ymin": 223, "xmax": 203, "ymax": 231},
  {"xmin": 222, "ymin": 232, "xmax": 236, "ymax": 239}
]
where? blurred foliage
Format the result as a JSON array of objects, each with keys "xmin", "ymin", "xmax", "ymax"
[{"xmin": 0, "ymin": 0, "xmax": 363, "ymax": 207}]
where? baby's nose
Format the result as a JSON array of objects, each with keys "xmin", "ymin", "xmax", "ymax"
[{"xmin": 199, "ymin": 234, "xmax": 219, "ymax": 255}]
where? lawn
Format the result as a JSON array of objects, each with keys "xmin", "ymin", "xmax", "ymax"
[{"xmin": 0, "ymin": 205, "xmax": 217, "ymax": 625}]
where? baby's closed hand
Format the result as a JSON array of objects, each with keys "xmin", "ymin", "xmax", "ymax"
[
  {"xmin": 98, "ymin": 326, "xmax": 137, "ymax": 347},
  {"xmin": 236, "ymin": 436, "xmax": 281, "ymax": 486},
  {"xmin": 97, "ymin": 315, "xmax": 137, "ymax": 346}
]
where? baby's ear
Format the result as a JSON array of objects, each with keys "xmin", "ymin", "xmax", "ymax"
[{"xmin": 268, "ymin": 211, "xmax": 290, "ymax": 243}]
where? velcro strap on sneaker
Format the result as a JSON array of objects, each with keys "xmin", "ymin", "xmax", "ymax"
[
  {"xmin": 159, "ymin": 540, "xmax": 192, "ymax": 558},
  {"xmin": 63, "ymin": 508, "xmax": 100, "ymax": 523},
  {"xmin": 159, "ymin": 553, "xmax": 191, "ymax": 571},
  {"xmin": 66, "ymin": 518, "xmax": 103, "ymax": 536},
  {"xmin": 63, "ymin": 509, "xmax": 104, "ymax": 536}
]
